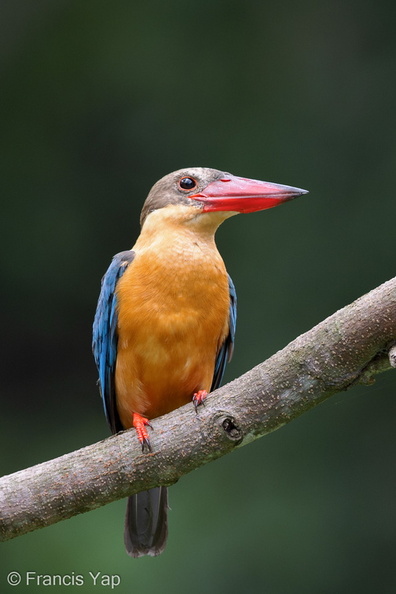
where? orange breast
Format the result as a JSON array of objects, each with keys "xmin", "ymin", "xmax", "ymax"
[{"xmin": 114, "ymin": 229, "xmax": 230, "ymax": 428}]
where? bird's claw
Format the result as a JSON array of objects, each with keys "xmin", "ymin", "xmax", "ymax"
[
  {"xmin": 141, "ymin": 437, "xmax": 152, "ymax": 453},
  {"xmin": 132, "ymin": 413, "xmax": 153, "ymax": 453},
  {"xmin": 192, "ymin": 389, "xmax": 208, "ymax": 412}
]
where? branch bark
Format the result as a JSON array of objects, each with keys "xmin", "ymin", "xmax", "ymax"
[{"xmin": 1, "ymin": 277, "xmax": 396, "ymax": 542}]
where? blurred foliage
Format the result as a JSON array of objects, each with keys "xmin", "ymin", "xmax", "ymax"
[{"xmin": 1, "ymin": 0, "xmax": 396, "ymax": 592}]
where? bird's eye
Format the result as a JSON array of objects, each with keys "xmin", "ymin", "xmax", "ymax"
[{"xmin": 178, "ymin": 177, "xmax": 197, "ymax": 191}]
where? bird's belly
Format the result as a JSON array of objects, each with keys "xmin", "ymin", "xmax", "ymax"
[
  {"xmin": 115, "ymin": 253, "xmax": 229, "ymax": 427},
  {"xmin": 116, "ymin": 331, "xmax": 214, "ymax": 425}
]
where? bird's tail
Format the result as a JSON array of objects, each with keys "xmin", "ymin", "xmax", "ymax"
[{"xmin": 124, "ymin": 487, "xmax": 168, "ymax": 557}]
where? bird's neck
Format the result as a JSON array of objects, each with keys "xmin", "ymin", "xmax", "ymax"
[{"xmin": 133, "ymin": 206, "xmax": 232, "ymax": 257}]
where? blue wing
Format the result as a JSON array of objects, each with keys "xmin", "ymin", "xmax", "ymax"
[
  {"xmin": 92, "ymin": 250, "xmax": 135, "ymax": 433},
  {"xmin": 211, "ymin": 274, "xmax": 237, "ymax": 391}
]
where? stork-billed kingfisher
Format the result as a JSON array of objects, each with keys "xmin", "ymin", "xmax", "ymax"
[{"xmin": 92, "ymin": 167, "xmax": 307, "ymax": 558}]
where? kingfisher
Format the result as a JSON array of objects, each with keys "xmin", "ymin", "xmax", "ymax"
[{"xmin": 92, "ymin": 167, "xmax": 307, "ymax": 558}]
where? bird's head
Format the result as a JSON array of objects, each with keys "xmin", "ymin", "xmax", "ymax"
[{"xmin": 140, "ymin": 167, "xmax": 308, "ymax": 230}]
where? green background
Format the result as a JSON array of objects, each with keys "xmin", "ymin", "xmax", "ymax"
[{"xmin": 1, "ymin": 1, "xmax": 396, "ymax": 592}]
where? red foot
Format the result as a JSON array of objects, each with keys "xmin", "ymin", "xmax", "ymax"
[
  {"xmin": 132, "ymin": 413, "xmax": 152, "ymax": 453},
  {"xmin": 192, "ymin": 389, "xmax": 208, "ymax": 412}
]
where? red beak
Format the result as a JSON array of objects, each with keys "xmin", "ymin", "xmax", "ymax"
[{"xmin": 190, "ymin": 174, "xmax": 308, "ymax": 213}]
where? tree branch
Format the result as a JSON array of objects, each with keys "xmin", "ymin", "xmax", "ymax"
[{"xmin": 1, "ymin": 277, "xmax": 396, "ymax": 542}]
